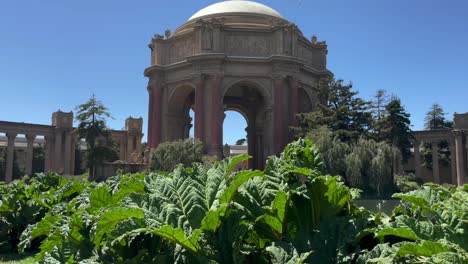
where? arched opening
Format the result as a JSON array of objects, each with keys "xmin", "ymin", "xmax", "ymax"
[
  {"xmin": 298, "ymin": 88, "xmax": 314, "ymax": 113},
  {"xmin": 167, "ymin": 85, "xmax": 195, "ymax": 141},
  {"xmin": 222, "ymin": 110, "xmax": 248, "ymax": 160},
  {"xmin": 223, "ymin": 81, "xmax": 270, "ymax": 169}
]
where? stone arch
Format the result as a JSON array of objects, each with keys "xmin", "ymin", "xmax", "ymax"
[
  {"xmin": 222, "ymin": 79, "xmax": 272, "ymax": 169},
  {"xmin": 222, "ymin": 78, "xmax": 272, "ymax": 104},
  {"xmin": 166, "ymin": 83, "xmax": 195, "ymax": 141},
  {"xmin": 298, "ymin": 87, "xmax": 314, "ymax": 113}
]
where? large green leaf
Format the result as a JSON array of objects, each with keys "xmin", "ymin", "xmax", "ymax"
[{"xmin": 93, "ymin": 207, "xmax": 144, "ymax": 246}]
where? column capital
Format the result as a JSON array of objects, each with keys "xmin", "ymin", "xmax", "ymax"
[
  {"xmin": 453, "ymin": 130, "xmax": 464, "ymax": 137},
  {"xmin": 6, "ymin": 132, "xmax": 17, "ymax": 139},
  {"xmin": 26, "ymin": 134, "xmax": 36, "ymax": 142},
  {"xmin": 192, "ymin": 73, "xmax": 207, "ymax": 83}
]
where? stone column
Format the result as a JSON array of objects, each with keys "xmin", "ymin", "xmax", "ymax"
[
  {"xmin": 63, "ymin": 131, "xmax": 72, "ymax": 175},
  {"xmin": 413, "ymin": 141, "xmax": 421, "ymax": 179},
  {"xmin": 431, "ymin": 141, "xmax": 440, "ymax": 184},
  {"xmin": 208, "ymin": 75, "xmax": 223, "ymax": 158},
  {"xmin": 54, "ymin": 130, "xmax": 63, "ymax": 173},
  {"xmin": 149, "ymin": 81, "xmax": 162, "ymax": 149},
  {"xmin": 5, "ymin": 133, "xmax": 17, "ymax": 183},
  {"xmin": 136, "ymin": 135, "xmax": 142, "ymax": 155},
  {"xmin": 44, "ymin": 135, "xmax": 53, "ymax": 173},
  {"xmin": 256, "ymin": 130, "xmax": 264, "ymax": 169},
  {"xmin": 454, "ymin": 131, "xmax": 465, "ymax": 186},
  {"xmin": 450, "ymin": 140, "xmax": 457, "ymax": 185},
  {"xmin": 289, "ymin": 77, "xmax": 299, "ymax": 128},
  {"xmin": 246, "ymin": 126, "xmax": 255, "ymax": 169},
  {"xmin": 273, "ymin": 77, "xmax": 286, "ymax": 154},
  {"xmin": 119, "ymin": 136, "xmax": 127, "ymax": 161},
  {"xmin": 70, "ymin": 134, "xmax": 76, "ymax": 175},
  {"xmin": 194, "ymin": 75, "xmax": 205, "ymax": 141},
  {"xmin": 147, "ymin": 86, "xmax": 154, "ymax": 149},
  {"xmin": 25, "ymin": 134, "xmax": 36, "ymax": 176}
]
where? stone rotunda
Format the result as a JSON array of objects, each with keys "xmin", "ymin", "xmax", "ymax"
[{"xmin": 145, "ymin": 0, "xmax": 332, "ymax": 169}]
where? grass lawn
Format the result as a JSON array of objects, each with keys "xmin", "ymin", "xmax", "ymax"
[{"xmin": 0, "ymin": 254, "xmax": 35, "ymax": 264}]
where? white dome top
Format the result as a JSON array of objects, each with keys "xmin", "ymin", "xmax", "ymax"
[{"xmin": 189, "ymin": 1, "xmax": 285, "ymax": 21}]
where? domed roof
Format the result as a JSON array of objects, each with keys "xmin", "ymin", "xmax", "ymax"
[{"xmin": 189, "ymin": 1, "xmax": 286, "ymax": 21}]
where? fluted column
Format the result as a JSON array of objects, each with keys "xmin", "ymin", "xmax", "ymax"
[
  {"xmin": 25, "ymin": 134, "xmax": 36, "ymax": 176},
  {"xmin": 208, "ymin": 75, "xmax": 223, "ymax": 158},
  {"xmin": 273, "ymin": 77, "xmax": 286, "ymax": 154},
  {"xmin": 5, "ymin": 133, "xmax": 17, "ymax": 183},
  {"xmin": 44, "ymin": 135, "xmax": 53, "ymax": 173},
  {"xmin": 194, "ymin": 75, "xmax": 205, "ymax": 142},
  {"xmin": 431, "ymin": 141, "xmax": 440, "ymax": 184},
  {"xmin": 413, "ymin": 141, "xmax": 421, "ymax": 178},
  {"xmin": 454, "ymin": 130, "xmax": 465, "ymax": 186},
  {"xmin": 289, "ymin": 77, "xmax": 299, "ymax": 128},
  {"xmin": 246, "ymin": 126, "xmax": 255, "ymax": 169},
  {"xmin": 450, "ymin": 140, "xmax": 457, "ymax": 185},
  {"xmin": 54, "ymin": 130, "xmax": 63, "ymax": 173},
  {"xmin": 148, "ymin": 81, "xmax": 162, "ymax": 149},
  {"xmin": 147, "ymin": 86, "xmax": 154, "ymax": 149}
]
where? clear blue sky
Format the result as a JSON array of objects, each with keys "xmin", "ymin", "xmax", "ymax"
[{"xmin": 1, "ymin": 0, "xmax": 467, "ymax": 144}]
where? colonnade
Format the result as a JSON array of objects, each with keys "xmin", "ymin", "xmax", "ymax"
[
  {"xmin": 1, "ymin": 112, "xmax": 144, "ymax": 183},
  {"xmin": 413, "ymin": 129, "xmax": 466, "ymax": 186}
]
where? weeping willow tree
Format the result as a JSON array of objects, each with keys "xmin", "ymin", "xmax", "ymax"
[{"xmin": 307, "ymin": 127, "xmax": 400, "ymax": 197}]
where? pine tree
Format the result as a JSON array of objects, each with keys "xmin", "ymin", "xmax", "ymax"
[
  {"xmin": 380, "ymin": 98, "xmax": 413, "ymax": 162},
  {"xmin": 75, "ymin": 95, "xmax": 117, "ymax": 180},
  {"xmin": 293, "ymin": 78, "xmax": 372, "ymax": 142}
]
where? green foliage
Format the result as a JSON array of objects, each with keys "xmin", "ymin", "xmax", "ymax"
[
  {"xmin": 424, "ymin": 103, "xmax": 452, "ymax": 130},
  {"xmin": 0, "ymin": 150, "xmax": 24, "ymax": 182},
  {"xmin": 0, "ymin": 173, "xmax": 87, "ymax": 254},
  {"xmin": 235, "ymin": 138, "xmax": 246, "ymax": 145},
  {"xmin": 306, "ymin": 127, "xmax": 399, "ymax": 197},
  {"xmin": 1, "ymin": 140, "xmax": 466, "ymax": 264},
  {"xmin": 394, "ymin": 173, "xmax": 423, "ymax": 193},
  {"xmin": 150, "ymin": 138, "xmax": 204, "ymax": 172},
  {"xmin": 378, "ymin": 98, "xmax": 413, "ymax": 162},
  {"xmin": 32, "ymin": 147, "xmax": 45, "ymax": 175},
  {"xmin": 75, "ymin": 95, "xmax": 117, "ymax": 180},
  {"xmin": 294, "ymin": 78, "xmax": 373, "ymax": 142},
  {"xmin": 356, "ymin": 184, "xmax": 468, "ymax": 263}
]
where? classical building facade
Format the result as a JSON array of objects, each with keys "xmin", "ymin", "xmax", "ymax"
[
  {"xmin": 145, "ymin": 1, "xmax": 331, "ymax": 168},
  {"xmin": 406, "ymin": 113, "xmax": 468, "ymax": 186},
  {"xmin": 0, "ymin": 111, "xmax": 143, "ymax": 183}
]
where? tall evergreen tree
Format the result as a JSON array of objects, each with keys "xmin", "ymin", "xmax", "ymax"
[
  {"xmin": 75, "ymin": 95, "xmax": 117, "ymax": 180},
  {"xmin": 294, "ymin": 78, "xmax": 372, "ymax": 142},
  {"xmin": 424, "ymin": 103, "xmax": 452, "ymax": 130},
  {"xmin": 380, "ymin": 98, "xmax": 413, "ymax": 162}
]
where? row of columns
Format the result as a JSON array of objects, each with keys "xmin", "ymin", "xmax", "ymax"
[
  {"xmin": 3, "ymin": 131, "xmax": 75, "ymax": 183},
  {"xmin": 413, "ymin": 133, "xmax": 466, "ymax": 186}
]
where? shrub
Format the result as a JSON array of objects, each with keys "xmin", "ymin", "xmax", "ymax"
[{"xmin": 149, "ymin": 138, "xmax": 204, "ymax": 172}]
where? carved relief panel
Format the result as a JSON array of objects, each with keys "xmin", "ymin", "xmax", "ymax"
[
  {"xmin": 225, "ymin": 33, "xmax": 272, "ymax": 56},
  {"xmin": 168, "ymin": 37, "xmax": 194, "ymax": 64}
]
